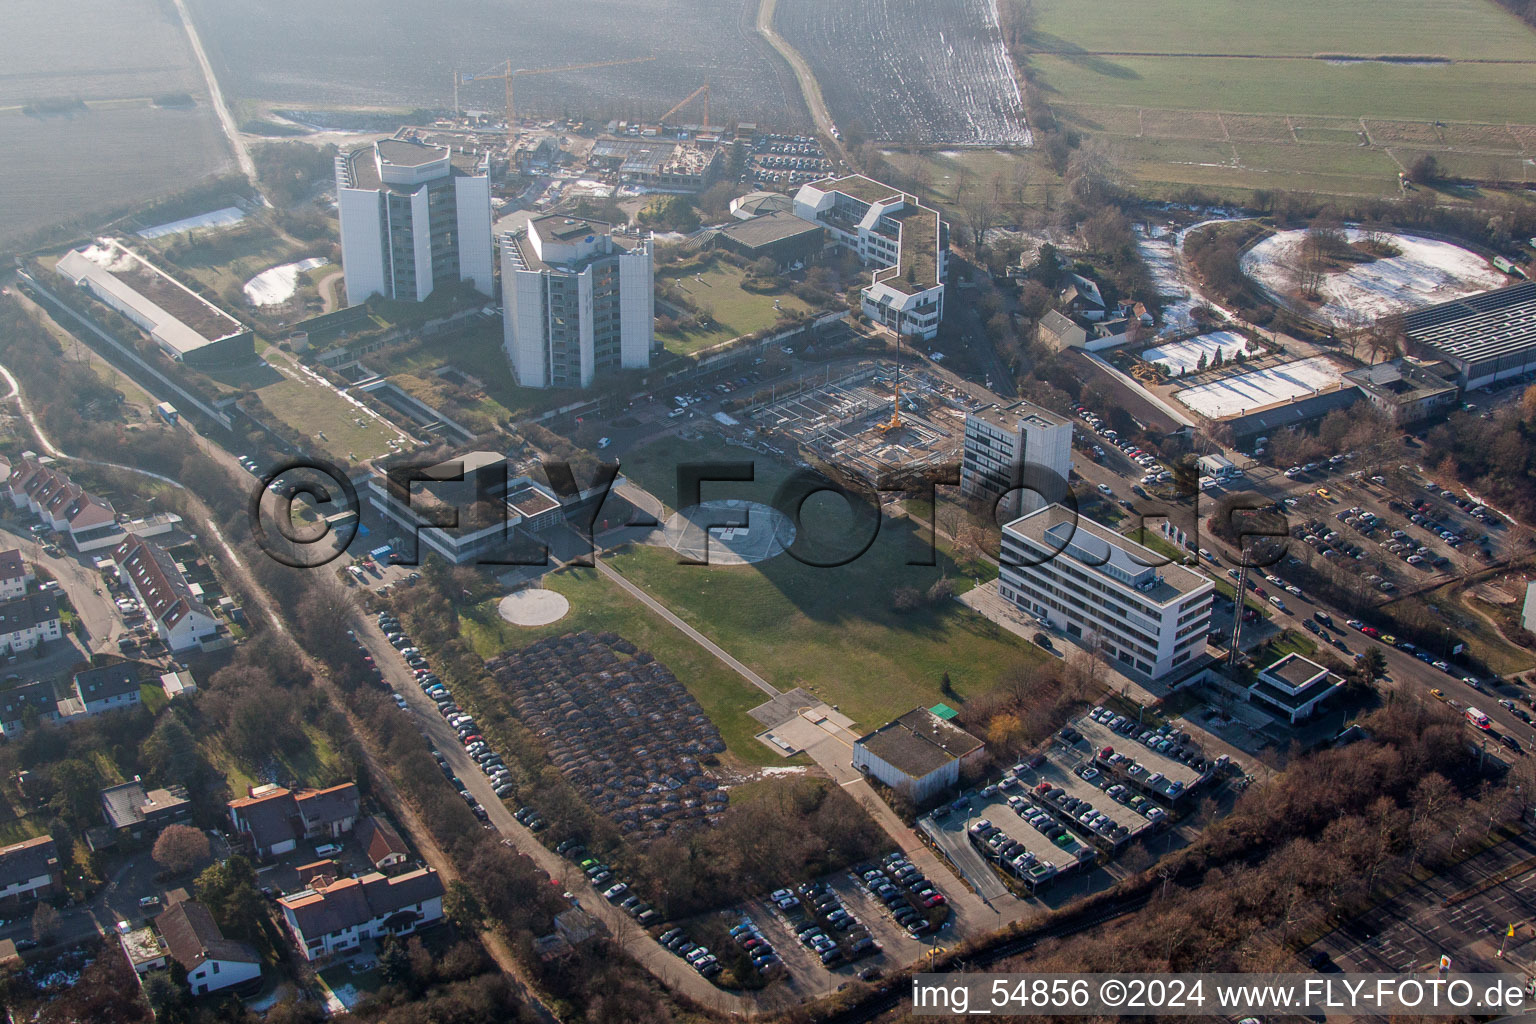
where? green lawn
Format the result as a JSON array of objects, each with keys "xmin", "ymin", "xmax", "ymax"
[
  {"xmin": 1122, "ymin": 524, "xmax": 1194, "ymax": 566},
  {"xmin": 608, "ymin": 434, "xmax": 1045, "ymax": 727},
  {"xmin": 657, "ymin": 258, "xmax": 815, "ymax": 356},
  {"xmin": 254, "ymin": 372, "xmax": 406, "ymax": 461},
  {"xmin": 1028, "ymin": 0, "xmax": 1536, "ymax": 60},
  {"xmin": 366, "ymin": 316, "xmax": 566, "ymax": 422},
  {"xmin": 1018, "ymin": 0, "xmax": 1536, "ymax": 199},
  {"xmin": 1033, "ymin": 55, "xmax": 1536, "ymax": 125},
  {"xmin": 458, "ymin": 568, "xmax": 795, "ymax": 766},
  {"xmin": 604, "ymin": 533, "xmax": 1044, "ymax": 731}
]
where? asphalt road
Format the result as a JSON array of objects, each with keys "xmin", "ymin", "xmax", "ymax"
[{"xmin": 353, "ymin": 616, "xmax": 759, "ymax": 1015}]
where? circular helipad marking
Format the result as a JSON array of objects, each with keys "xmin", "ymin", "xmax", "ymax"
[
  {"xmin": 663, "ymin": 499, "xmax": 795, "ymax": 566},
  {"xmin": 497, "ymin": 588, "xmax": 570, "ymax": 626}
]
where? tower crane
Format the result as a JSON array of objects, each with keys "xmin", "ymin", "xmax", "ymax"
[
  {"xmin": 659, "ymin": 83, "xmax": 710, "ymax": 129},
  {"xmin": 455, "ymin": 56, "xmax": 656, "ymax": 144}
]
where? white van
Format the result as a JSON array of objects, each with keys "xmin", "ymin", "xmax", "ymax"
[{"xmin": 315, "ymin": 843, "xmax": 342, "ymax": 857}]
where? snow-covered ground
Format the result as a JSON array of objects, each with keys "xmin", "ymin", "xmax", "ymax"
[
  {"xmin": 1141, "ymin": 330, "xmax": 1252, "ymax": 376},
  {"xmin": 137, "ymin": 206, "xmax": 245, "ymax": 239},
  {"xmin": 1137, "ymin": 219, "xmax": 1246, "ymax": 334},
  {"xmin": 1242, "ymin": 228, "xmax": 1506, "ymax": 325},
  {"xmin": 243, "ymin": 257, "xmax": 329, "ymax": 306},
  {"xmin": 1173, "ymin": 355, "xmax": 1345, "ymax": 419}
]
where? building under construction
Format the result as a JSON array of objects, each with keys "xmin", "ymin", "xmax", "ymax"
[{"xmin": 748, "ymin": 362, "xmax": 973, "ymax": 484}]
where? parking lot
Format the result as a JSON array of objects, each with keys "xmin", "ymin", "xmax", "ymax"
[
  {"xmin": 744, "ymin": 133, "xmax": 834, "ymax": 189},
  {"xmin": 924, "ymin": 709, "xmax": 1230, "ymax": 903}
]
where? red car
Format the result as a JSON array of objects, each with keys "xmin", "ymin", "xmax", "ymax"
[
  {"xmin": 1251, "ymin": 585, "xmax": 1267, "ymax": 597},
  {"xmin": 1361, "ymin": 626, "xmax": 1380, "ymax": 637}
]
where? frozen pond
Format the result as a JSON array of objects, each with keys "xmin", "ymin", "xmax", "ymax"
[
  {"xmin": 1242, "ymin": 228, "xmax": 1507, "ymax": 325},
  {"xmin": 243, "ymin": 257, "xmax": 329, "ymax": 306},
  {"xmin": 1174, "ymin": 355, "xmax": 1345, "ymax": 419},
  {"xmin": 1141, "ymin": 330, "xmax": 1252, "ymax": 376}
]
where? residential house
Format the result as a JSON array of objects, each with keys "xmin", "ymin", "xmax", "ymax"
[
  {"xmin": 355, "ymin": 816, "xmax": 410, "ymax": 873},
  {"xmin": 1037, "ymin": 309, "xmax": 1087, "ymax": 351},
  {"xmin": 101, "ymin": 780, "xmax": 191, "ymax": 838},
  {"xmin": 72, "ymin": 663, "xmax": 143, "ymax": 715},
  {"xmin": 0, "ymin": 680, "xmax": 59, "ymax": 737},
  {"xmin": 6, "ymin": 458, "xmax": 122, "ymax": 552},
  {"xmin": 0, "ymin": 593, "xmax": 61, "ymax": 654},
  {"xmin": 110, "ymin": 535, "xmax": 218, "ymax": 652},
  {"xmin": 155, "ymin": 898, "xmax": 262, "ymax": 995},
  {"xmin": 0, "ymin": 550, "xmax": 32, "ymax": 600},
  {"xmin": 278, "ymin": 867, "xmax": 444, "ymax": 960},
  {"xmin": 227, "ymin": 783, "xmax": 360, "ymax": 859},
  {"xmin": 0, "ymin": 836, "xmax": 63, "ymax": 907}
]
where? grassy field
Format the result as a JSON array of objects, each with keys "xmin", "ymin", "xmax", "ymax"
[
  {"xmin": 458, "ymin": 569, "xmax": 794, "ymax": 766},
  {"xmin": 599, "ymin": 434, "xmax": 1045, "ymax": 727},
  {"xmin": 604, "ymin": 534, "xmax": 1044, "ymax": 731},
  {"xmin": 145, "ymin": 219, "xmax": 313, "ymax": 301},
  {"xmin": 1027, "ymin": 0, "xmax": 1536, "ymax": 60},
  {"xmin": 367, "ymin": 317, "xmax": 565, "ymax": 422},
  {"xmin": 254, "ymin": 371, "xmax": 406, "ymax": 461},
  {"xmin": 1017, "ymin": 0, "xmax": 1536, "ymax": 197},
  {"xmin": 657, "ymin": 258, "xmax": 815, "ymax": 355}
]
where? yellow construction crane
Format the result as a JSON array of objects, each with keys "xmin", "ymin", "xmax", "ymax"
[
  {"xmin": 883, "ymin": 350, "xmax": 905, "ymax": 433},
  {"xmin": 659, "ymin": 83, "xmax": 710, "ymax": 129},
  {"xmin": 457, "ymin": 56, "xmax": 656, "ymax": 143}
]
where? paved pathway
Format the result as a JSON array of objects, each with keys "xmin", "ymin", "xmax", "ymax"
[
  {"xmin": 594, "ymin": 557, "xmax": 779, "ymax": 699},
  {"xmin": 169, "ymin": 0, "xmax": 256, "ymax": 182}
]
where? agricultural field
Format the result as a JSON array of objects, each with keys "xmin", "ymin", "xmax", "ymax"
[
  {"xmin": 658, "ymin": 258, "xmax": 816, "ymax": 355},
  {"xmin": 775, "ymin": 0, "xmax": 1030, "ymax": 144},
  {"xmin": 0, "ymin": 0, "xmax": 229, "ymax": 244},
  {"xmin": 184, "ymin": 0, "xmax": 809, "ymax": 129},
  {"xmin": 1024, "ymin": 0, "xmax": 1536, "ymax": 196}
]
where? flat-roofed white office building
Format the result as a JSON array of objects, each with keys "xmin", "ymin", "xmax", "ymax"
[
  {"xmin": 501, "ymin": 215, "xmax": 654, "ymax": 389},
  {"xmin": 960, "ymin": 401, "xmax": 1073, "ymax": 521},
  {"xmin": 335, "ymin": 139, "xmax": 494, "ymax": 304},
  {"xmin": 998, "ymin": 505, "xmax": 1214, "ymax": 680}
]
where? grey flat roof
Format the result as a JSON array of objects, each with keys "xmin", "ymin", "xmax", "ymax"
[
  {"xmin": 1004, "ymin": 505, "xmax": 1213, "ymax": 603},
  {"xmin": 856, "ymin": 707, "xmax": 982, "ymax": 778},
  {"xmin": 718, "ymin": 211, "xmax": 821, "ymax": 249},
  {"xmin": 376, "ymin": 138, "xmax": 447, "ymax": 168},
  {"xmin": 970, "ymin": 399, "xmax": 1069, "ymax": 433},
  {"xmin": 1401, "ymin": 281, "xmax": 1536, "ymax": 366}
]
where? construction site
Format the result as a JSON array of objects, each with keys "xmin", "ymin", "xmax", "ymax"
[{"xmin": 748, "ymin": 361, "xmax": 975, "ymax": 482}]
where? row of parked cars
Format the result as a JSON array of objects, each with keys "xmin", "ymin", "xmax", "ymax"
[
  {"xmin": 557, "ymin": 838, "xmax": 661, "ymax": 929},
  {"xmin": 656, "ymin": 925, "xmax": 724, "ymax": 979},
  {"xmin": 1085, "ymin": 709, "xmax": 1209, "ymax": 774},
  {"xmin": 852, "ymin": 854, "xmax": 943, "ymax": 938},
  {"xmin": 376, "ymin": 611, "xmax": 516, "ymax": 812}
]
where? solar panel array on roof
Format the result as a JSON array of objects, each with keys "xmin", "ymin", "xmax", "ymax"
[{"xmin": 1401, "ymin": 281, "xmax": 1536, "ymax": 368}]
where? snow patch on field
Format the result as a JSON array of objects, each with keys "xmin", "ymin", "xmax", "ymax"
[
  {"xmin": 137, "ymin": 206, "xmax": 245, "ymax": 239},
  {"xmin": 1136, "ymin": 219, "xmax": 1246, "ymax": 334},
  {"xmin": 1174, "ymin": 355, "xmax": 1345, "ymax": 419},
  {"xmin": 1141, "ymin": 330, "xmax": 1252, "ymax": 376},
  {"xmin": 243, "ymin": 257, "xmax": 329, "ymax": 306},
  {"xmin": 1241, "ymin": 228, "xmax": 1505, "ymax": 324}
]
